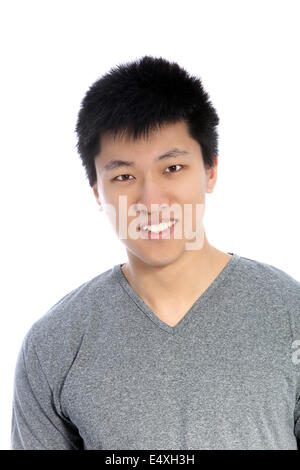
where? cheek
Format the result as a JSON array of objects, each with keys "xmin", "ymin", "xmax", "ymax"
[
  {"xmin": 100, "ymin": 190, "xmax": 129, "ymax": 214},
  {"xmin": 177, "ymin": 181, "xmax": 206, "ymax": 232},
  {"xmin": 177, "ymin": 178, "xmax": 206, "ymax": 205}
]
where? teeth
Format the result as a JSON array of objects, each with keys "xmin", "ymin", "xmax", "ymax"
[{"xmin": 141, "ymin": 220, "xmax": 176, "ymax": 233}]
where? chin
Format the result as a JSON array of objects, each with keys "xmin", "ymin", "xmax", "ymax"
[{"xmin": 126, "ymin": 242, "xmax": 187, "ymax": 268}]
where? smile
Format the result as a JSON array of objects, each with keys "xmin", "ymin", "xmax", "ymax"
[
  {"xmin": 139, "ymin": 219, "xmax": 178, "ymax": 240},
  {"xmin": 140, "ymin": 219, "xmax": 177, "ymax": 233}
]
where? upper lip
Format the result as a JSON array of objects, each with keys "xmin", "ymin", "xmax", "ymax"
[{"xmin": 138, "ymin": 218, "xmax": 177, "ymax": 230}]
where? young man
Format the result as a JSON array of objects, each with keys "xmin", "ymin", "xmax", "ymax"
[{"xmin": 11, "ymin": 56, "xmax": 300, "ymax": 450}]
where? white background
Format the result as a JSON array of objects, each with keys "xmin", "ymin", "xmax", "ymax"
[{"xmin": 1, "ymin": 0, "xmax": 299, "ymax": 449}]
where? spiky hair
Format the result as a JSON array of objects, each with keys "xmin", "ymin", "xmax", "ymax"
[{"xmin": 75, "ymin": 55, "xmax": 220, "ymax": 187}]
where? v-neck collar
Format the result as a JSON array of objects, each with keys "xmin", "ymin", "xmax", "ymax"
[{"xmin": 111, "ymin": 252, "xmax": 240, "ymax": 336}]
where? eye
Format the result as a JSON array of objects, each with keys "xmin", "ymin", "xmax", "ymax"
[
  {"xmin": 112, "ymin": 174, "xmax": 134, "ymax": 182},
  {"xmin": 165, "ymin": 164, "xmax": 184, "ymax": 174},
  {"xmin": 111, "ymin": 164, "xmax": 185, "ymax": 182}
]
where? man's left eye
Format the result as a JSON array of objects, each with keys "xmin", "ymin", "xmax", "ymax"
[{"xmin": 165, "ymin": 164, "xmax": 184, "ymax": 173}]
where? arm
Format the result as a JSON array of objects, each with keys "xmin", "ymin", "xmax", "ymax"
[{"xmin": 11, "ymin": 330, "xmax": 83, "ymax": 450}]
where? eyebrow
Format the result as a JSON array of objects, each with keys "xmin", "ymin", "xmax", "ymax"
[{"xmin": 103, "ymin": 147, "xmax": 191, "ymax": 172}]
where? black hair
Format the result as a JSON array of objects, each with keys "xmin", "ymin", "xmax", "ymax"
[{"xmin": 75, "ymin": 55, "xmax": 220, "ymax": 187}]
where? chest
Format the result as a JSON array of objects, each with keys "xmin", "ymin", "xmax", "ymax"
[{"xmin": 60, "ymin": 328, "xmax": 296, "ymax": 449}]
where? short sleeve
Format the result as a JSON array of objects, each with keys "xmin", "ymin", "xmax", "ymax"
[{"xmin": 10, "ymin": 329, "xmax": 84, "ymax": 450}]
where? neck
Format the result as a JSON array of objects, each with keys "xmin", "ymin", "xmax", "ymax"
[{"xmin": 121, "ymin": 232, "xmax": 232, "ymax": 318}]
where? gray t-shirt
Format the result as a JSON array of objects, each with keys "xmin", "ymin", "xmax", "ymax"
[{"xmin": 10, "ymin": 253, "xmax": 300, "ymax": 450}]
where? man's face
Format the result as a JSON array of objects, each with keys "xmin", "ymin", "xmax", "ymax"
[{"xmin": 92, "ymin": 120, "xmax": 217, "ymax": 268}]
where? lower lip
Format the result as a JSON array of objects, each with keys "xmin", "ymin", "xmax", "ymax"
[{"xmin": 139, "ymin": 220, "xmax": 178, "ymax": 240}]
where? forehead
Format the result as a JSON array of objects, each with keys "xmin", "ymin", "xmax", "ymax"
[{"xmin": 96, "ymin": 120, "xmax": 200, "ymax": 163}]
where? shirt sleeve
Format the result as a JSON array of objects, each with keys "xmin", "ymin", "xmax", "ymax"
[
  {"xmin": 295, "ymin": 399, "xmax": 300, "ymax": 449},
  {"xmin": 290, "ymin": 301, "xmax": 300, "ymax": 450},
  {"xmin": 10, "ymin": 328, "xmax": 84, "ymax": 450},
  {"xmin": 293, "ymin": 341, "xmax": 300, "ymax": 449}
]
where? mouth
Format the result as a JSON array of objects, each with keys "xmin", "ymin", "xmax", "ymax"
[
  {"xmin": 138, "ymin": 218, "xmax": 177, "ymax": 231},
  {"xmin": 138, "ymin": 219, "xmax": 178, "ymax": 240}
]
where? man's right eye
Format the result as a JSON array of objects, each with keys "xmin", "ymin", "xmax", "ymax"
[{"xmin": 112, "ymin": 174, "xmax": 134, "ymax": 182}]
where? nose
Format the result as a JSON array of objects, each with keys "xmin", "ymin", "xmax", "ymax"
[{"xmin": 135, "ymin": 177, "xmax": 170, "ymax": 214}]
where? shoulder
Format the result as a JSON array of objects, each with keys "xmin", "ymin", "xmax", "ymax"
[
  {"xmin": 236, "ymin": 254, "xmax": 300, "ymax": 299},
  {"xmin": 30, "ymin": 265, "xmax": 114, "ymax": 338},
  {"xmin": 21, "ymin": 265, "xmax": 115, "ymax": 384},
  {"xmin": 235, "ymin": 254, "xmax": 300, "ymax": 333}
]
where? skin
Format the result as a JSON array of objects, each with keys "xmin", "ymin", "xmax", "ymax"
[{"xmin": 92, "ymin": 120, "xmax": 232, "ymax": 327}]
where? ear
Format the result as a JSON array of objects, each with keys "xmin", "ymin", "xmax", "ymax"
[
  {"xmin": 92, "ymin": 184, "xmax": 103, "ymax": 212},
  {"xmin": 205, "ymin": 155, "xmax": 218, "ymax": 194}
]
